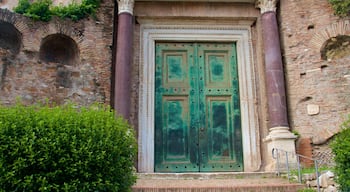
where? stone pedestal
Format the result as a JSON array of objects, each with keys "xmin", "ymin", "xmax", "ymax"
[{"xmin": 265, "ymin": 127, "xmax": 297, "ymax": 171}]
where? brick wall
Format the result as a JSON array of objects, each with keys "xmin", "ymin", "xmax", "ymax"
[
  {"xmin": 0, "ymin": 0, "xmax": 114, "ymax": 107},
  {"xmin": 279, "ymin": 0, "xmax": 350, "ymax": 160}
]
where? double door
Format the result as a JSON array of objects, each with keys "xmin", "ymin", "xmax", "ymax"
[{"xmin": 155, "ymin": 42, "xmax": 243, "ymax": 172}]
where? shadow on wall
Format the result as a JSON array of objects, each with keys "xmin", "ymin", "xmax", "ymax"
[
  {"xmin": 321, "ymin": 35, "xmax": 350, "ymax": 60},
  {"xmin": 0, "ymin": 21, "xmax": 22, "ymax": 89},
  {"xmin": 39, "ymin": 34, "xmax": 79, "ymax": 66},
  {"xmin": 0, "ymin": 21, "xmax": 21, "ymax": 54},
  {"xmin": 39, "ymin": 34, "xmax": 80, "ymax": 88}
]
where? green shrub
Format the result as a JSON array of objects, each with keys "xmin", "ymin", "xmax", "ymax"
[
  {"xmin": 13, "ymin": 0, "xmax": 31, "ymax": 14},
  {"xmin": 331, "ymin": 114, "xmax": 350, "ymax": 192},
  {"xmin": 51, "ymin": 0, "xmax": 100, "ymax": 21},
  {"xmin": 0, "ymin": 103, "xmax": 137, "ymax": 192},
  {"xmin": 328, "ymin": 0, "xmax": 350, "ymax": 17},
  {"xmin": 14, "ymin": 0, "xmax": 52, "ymax": 21},
  {"xmin": 14, "ymin": 0, "xmax": 100, "ymax": 21}
]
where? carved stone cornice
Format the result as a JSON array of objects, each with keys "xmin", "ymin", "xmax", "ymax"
[
  {"xmin": 255, "ymin": 0, "xmax": 278, "ymax": 14},
  {"xmin": 117, "ymin": 0, "xmax": 134, "ymax": 15}
]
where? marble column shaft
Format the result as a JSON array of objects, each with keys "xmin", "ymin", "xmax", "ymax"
[
  {"xmin": 114, "ymin": 12, "xmax": 133, "ymax": 120},
  {"xmin": 261, "ymin": 11, "xmax": 289, "ymax": 128}
]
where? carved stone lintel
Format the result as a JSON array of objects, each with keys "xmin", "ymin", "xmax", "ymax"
[
  {"xmin": 117, "ymin": 0, "xmax": 134, "ymax": 15},
  {"xmin": 256, "ymin": 0, "xmax": 278, "ymax": 14}
]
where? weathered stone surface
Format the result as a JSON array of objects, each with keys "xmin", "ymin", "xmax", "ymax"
[
  {"xmin": 305, "ymin": 170, "xmax": 338, "ymax": 191},
  {"xmin": 279, "ymin": 0, "xmax": 350, "ymax": 161},
  {"xmin": 324, "ymin": 185, "xmax": 337, "ymax": 192},
  {"xmin": 307, "ymin": 104, "xmax": 320, "ymax": 115},
  {"xmin": 0, "ymin": 1, "xmax": 114, "ymax": 107},
  {"xmin": 306, "ymin": 180, "xmax": 317, "ymax": 187},
  {"xmin": 303, "ymin": 173, "xmax": 316, "ymax": 181},
  {"xmin": 319, "ymin": 171, "xmax": 335, "ymax": 188}
]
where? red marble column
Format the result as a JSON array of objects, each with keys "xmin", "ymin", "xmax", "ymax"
[
  {"xmin": 257, "ymin": 0, "xmax": 296, "ymax": 171},
  {"xmin": 261, "ymin": 11, "xmax": 289, "ymax": 128},
  {"xmin": 114, "ymin": 1, "xmax": 134, "ymax": 120}
]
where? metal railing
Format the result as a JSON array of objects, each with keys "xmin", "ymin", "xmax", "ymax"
[{"xmin": 272, "ymin": 148, "xmax": 320, "ymax": 192}]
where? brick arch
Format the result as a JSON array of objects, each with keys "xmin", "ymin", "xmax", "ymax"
[
  {"xmin": 0, "ymin": 21, "xmax": 22, "ymax": 54},
  {"xmin": 0, "ymin": 8, "xmax": 16, "ymax": 24},
  {"xmin": 0, "ymin": 9, "xmax": 35, "ymax": 52},
  {"xmin": 310, "ymin": 20, "xmax": 350, "ymax": 51},
  {"xmin": 39, "ymin": 33, "xmax": 80, "ymax": 66},
  {"xmin": 37, "ymin": 18, "xmax": 84, "ymax": 47},
  {"xmin": 28, "ymin": 18, "xmax": 86, "ymax": 61},
  {"xmin": 0, "ymin": 9, "xmax": 24, "ymax": 54},
  {"xmin": 0, "ymin": 9, "xmax": 85, "ymax": 53}
]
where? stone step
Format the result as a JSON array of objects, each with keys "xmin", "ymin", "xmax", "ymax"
[{"xmin": 132, "ymin": 173, "xmax": 306, "ymax": 192}]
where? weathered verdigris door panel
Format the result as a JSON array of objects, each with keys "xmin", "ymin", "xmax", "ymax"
[
  {"xmin": 155, "ymin": 43, "xmax": 199, "ymax": 172},
  {"xmin": 197, "ymin": 43, "xmax": 243, "ymax": 171},
  {"xmin": 155, "ymin": 43, "xmax": 242, "ymax": 172}
]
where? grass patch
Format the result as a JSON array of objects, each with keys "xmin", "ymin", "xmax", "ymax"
[{"xmin": 297, "ymin": 188, "xmax": 317, "ymax": 192}]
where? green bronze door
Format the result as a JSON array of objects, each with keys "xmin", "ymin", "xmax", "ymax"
[{"xmin": 155, "ymin": 42, "xmax": 243, "ymax": 172}]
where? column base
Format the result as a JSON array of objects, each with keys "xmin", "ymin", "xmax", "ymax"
[{"xmin": 264, "ymin": 126, "xmax": 297, "ymax": 171}]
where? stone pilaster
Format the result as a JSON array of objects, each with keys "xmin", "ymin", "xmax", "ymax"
[
  {"xmin": 114, "ymin": 0, "xmax": 134, "ymax": 120},
  {"xmin": 256, "ymin": 0, "xmax": 297, "ymax": 171}
]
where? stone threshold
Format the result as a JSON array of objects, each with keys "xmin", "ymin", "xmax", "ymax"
[
  {"xmin": 136, "ymin": 172, "xmax": 279, "ymax": 180},
  {"xmin": 133, "ymin": 172, "xmax": 305, "ymax": 192}
]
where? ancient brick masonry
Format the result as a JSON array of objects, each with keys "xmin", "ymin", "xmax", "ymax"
[
  {"xmin": 279, "ymin": 0, "xmax": 350, "ymax": 161},
  {"xmin": 0, "ymin": 0, "xmax": 115, "ymax": 107}
]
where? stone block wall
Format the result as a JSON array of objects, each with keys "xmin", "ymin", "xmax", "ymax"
[
  {"xmin": 0, "ymin": 0, "xmax": 114, "ymax": 107},
  {"xmin": 279, "ymin": 0, "xmax": 350, "ymax": 162}
]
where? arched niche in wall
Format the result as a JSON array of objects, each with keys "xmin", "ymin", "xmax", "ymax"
[
  {"xmin": 0, "ymin": 21, "xmax": 22, "ymax": 54},
  {"xmin": 321, "ymin": 35, "xmax": 350, "ymax": 60},
  {"xmin": 39, "ymin": 34, "xmax": 79, "ymax": 66},
  {"xmin": 310, "ymin": 20, "xmax": 350, "ymax": 60},
  {"xmin": 39, "ymin": 34, "xmax": 79, "ymax": 88}
]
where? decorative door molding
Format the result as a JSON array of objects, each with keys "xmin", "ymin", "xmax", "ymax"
[{"xmin": 138, "ymin": 19, "xmax": 261, "ymax": 172}]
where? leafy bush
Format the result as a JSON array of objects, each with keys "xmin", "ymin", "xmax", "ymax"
[
  {"xmin": 14, "ymin": 0, "xmax": 100, "ymax": 21},
  {"xmin": 24, "ymin": 0, "xmax": 52, "ymax": 21},
  {"xmin": 0, "ymin": 103, "xmax": 137, "ymax": 192},
  {"xmin": 14, "ymin": 0, "xmax": 52, "ymax": 21},
  {"xmin": 331, "ymin": 115, "xmax": 350, "ymax": 192},
  {"xmin": 328, "ymin": 0, "xmax": 350, "ymax": 17},
  {"xmin": 13, "ymin": 0, "xmax": 31, "ymax": 14},
  {"xmin": 51, "ymin": 0, "xmax": 100, "ymax": 21}
]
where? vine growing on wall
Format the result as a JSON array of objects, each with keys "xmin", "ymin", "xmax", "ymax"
[
  {"xmin": 14, "ymin": 0, "xmax": 100, "ymax": 22},
  {"xmin": 328, "ymin": 0, "xmax": 350, "ymax": 17}
]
